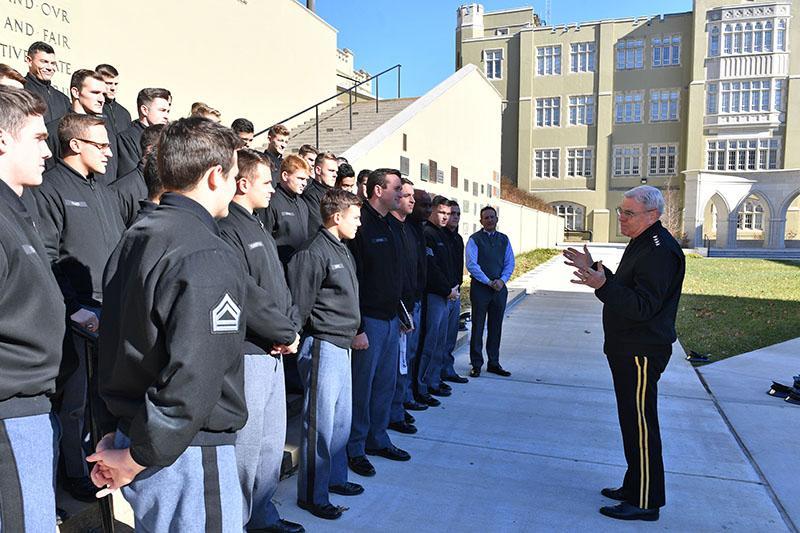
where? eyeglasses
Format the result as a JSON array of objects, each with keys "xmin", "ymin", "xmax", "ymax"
[
  {"xmin": 615, "ymin": 207, "xmax": 656, "ymax": 218},
  {"xmin": 76, "ymin": 138, "xmax": 111, "ymax": 151}
]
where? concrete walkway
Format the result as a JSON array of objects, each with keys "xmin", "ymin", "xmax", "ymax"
[{"xmin": 273, "ymin": 247, "xmax": 791, "ymax": 532}]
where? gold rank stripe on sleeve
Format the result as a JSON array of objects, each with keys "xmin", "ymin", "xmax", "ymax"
[{"xmin": 634, "ymin": 356, "xmax": 650, "ymax": 510}]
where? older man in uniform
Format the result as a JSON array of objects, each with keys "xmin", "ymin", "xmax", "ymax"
[{"xmin": 564, "ymin": 185, "xmax": 685, "ymax": 522}]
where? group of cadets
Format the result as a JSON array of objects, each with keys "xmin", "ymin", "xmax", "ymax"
[{"xmin": 0, "ymin": 41, "xmax": 513, "ymax": 532}]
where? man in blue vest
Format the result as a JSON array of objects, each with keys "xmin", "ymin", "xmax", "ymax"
[{"xmin": 466, "ymin": 206, "xmax": 514, "ymax": 377}]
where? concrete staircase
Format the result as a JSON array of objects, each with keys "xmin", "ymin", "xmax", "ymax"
[
  {"xmin": 707, "ymin": 247, "xmax": 800, "ymax": 260},
  {"xmin": 289, "ymin": 98, "xmax": 417, "ymax": 155}
]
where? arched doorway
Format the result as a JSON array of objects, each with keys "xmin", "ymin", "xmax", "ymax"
[
  {"xmin": 785, "ymin": 193, "xmax": 800, "ymax": 248},
  {"xmin": 735, "ymin": 193, "xmax": 769, "ymax": 248},
  {"xmin": 701, "ymin": 193, "xmax": 730, "ymax": 247}
]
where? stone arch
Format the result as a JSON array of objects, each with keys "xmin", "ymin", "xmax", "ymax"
[
  {"xmin": 701, "ymin": 192, "xmax": 730, "ymax": 246},
  {"xmin": 781, "ymin": 188, "xmax": 800, "ymax": 248},
  {"xmin": 733, "ymin": 190, "xmax": 772, "ymax": 248},
  {"xmin": 549, "ymin": 201, "xmax": 586, "ymax": 231}
]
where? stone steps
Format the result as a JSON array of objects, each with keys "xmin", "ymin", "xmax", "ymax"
[{"xmin": 708, "ymin": 248, "xmax": 800, "ymax": 259}]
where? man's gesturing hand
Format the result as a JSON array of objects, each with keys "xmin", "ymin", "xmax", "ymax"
[
  {"xmin": 571, "ymin": 260, "xmax": 606, "ymax": 289},
  {"xmin": 563, "ymin": 244, "xmax": 594, "ymax": 271}
]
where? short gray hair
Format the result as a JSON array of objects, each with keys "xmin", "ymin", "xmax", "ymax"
[{"xmin": 624, "ymin": 185, "xmax": 664, "ymax": 215}]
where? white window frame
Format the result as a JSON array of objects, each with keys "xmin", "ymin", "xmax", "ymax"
[
  {"xmin": 566, "ymin": 147, "xmax": 593, "ymax": 177},
  {"xmin": 647, "ymin": 144, "xmax": 678, "ymax": 176},
  {"xmin": 612, "ymin": 144, "xmax": 642, "ymax": 177},
  {"xmin": 650, "ymin": 89, "xmax": 680, "ymax": 122},
  {"xmin": 709, "ymin": 26, "xmax": 720, "ymax": 57},
  {"xmin": 652, "ymin": 34, "xmax": 681, "ymax": 67},
  {"xmin": 614, "ymin": 91, "xmax": 644, "ymax": 124},
  {"xmin": 534, "ymin": 148, "xmax": 560, "ymax": 179},
  {"xmin": 536, "ymin": 45, "xmax": 562, "ymax": 76},
  {"xmin": 484, "ymin": 48, "xmax": 503, "ymax": 80},
  {"xmin": 737, "ymin": 197, "xmax": 765, "ymax": 230},
  {"xmin": 536, "ymin": 97, "xmax": 561, "ymax": 127},
  {"xmin": 552, "ymin": 203, "xmax": 585, "ymax": 230},
  {"xmin": 616, "ymin": 39, "xmax": 644, "ymax": 70},
  {"xmin": 720, "ymin": 80, "xmax": 771, "ymax": 114},
  {"xmin": 568, "ymin": 95, "xmax": 594, "ymax": 126},
  {"xmin": 706, "ymin": 138, "xmax": 780, "ymax": 171},
  {"xmin": 722, "ymin": 21, "xmax": 779, "ymax": 56},
  {"xmin": 569, "ymin": 42, "xmax": 596, "ymax": 73},
  {"xmin": 707, "ymin": 83, "xmax": 718, "ymax": 114}
]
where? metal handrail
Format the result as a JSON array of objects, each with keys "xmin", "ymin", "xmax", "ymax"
[{"xmin": 254, "ymin": 64, "xmax": 401, "ymax": 148}]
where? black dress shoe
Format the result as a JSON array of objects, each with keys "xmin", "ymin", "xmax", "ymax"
[
  {"xmin": 404, "ymin": 410, "xmax": 416, "ymax": 424},
  {"xmin": 63, "ymin": 475, "xmax": 100, "ymax": 502},
  {"xmin": 365, "ymin": 444, "xmax": 411, "ymax": 461},
  {"xmin": 438, "ymin": 381, "xmax": 452, "ymax": 392},
  {"xmin": 388, "ymin": 421, "xmax": 418, "ymax": 434},
  {"xmin": 429, "ymin": 387, "xmax": 451, "ymax": 397},
  {"xmin": 443, "ymin": 374, "xmax": 469, "ymax": 384},
  {"xmin": 348, "ymin": 455, "xmax": 376, "ymax": 477},
  {"xmin": 486, "ymin": 365, "xmax": 511, "ymax": 377},
  {"xmin": 469, "ymin": 367, "xmax": 480, "ymax": 377},
  {"xmin": 600, "ymin": 487, "xmax": 628, "ymax": 501},
  {"xmin": 297, "ymin": 500, "xmax": 344, "ymax": 520},
  {"xmin": 416, "ymin": 393, "xmax": 441, "ymax": 407},
  {"xmin": 599, "ymin": 502, "xmax": 659, "ymax": 521},
  {"xmin": 329, "ymin": 482, "xmax": 364, "ymax": 496},
  {"xmin": 403, "ymin": 400, "xmax": 428, "ymax": 412},
  {"xmin": 257, "ymin": 518, "xmax": 306, "ymax": 533}
]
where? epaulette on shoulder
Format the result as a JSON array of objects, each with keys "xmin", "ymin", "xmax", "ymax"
[{"xmin": 651, "ymin": 234, "xmax": 662, "ymax": 247}]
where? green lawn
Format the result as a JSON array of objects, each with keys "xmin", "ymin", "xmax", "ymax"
[
  {"xmin": 677, "ymin": 256, "xmax": 800, "ymax": 361},
  {"xmin": 460, "ymin": 248, "xmax": 560, "ymax": 309}
]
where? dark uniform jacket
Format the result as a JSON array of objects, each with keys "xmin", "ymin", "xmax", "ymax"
[
  {"xmin": 302, "ymin": 178, "xmax": 330, "ymax": 234},
  {"xmin": 594, "ymin": 221, "xmax": 685, "ymax": 358},
  {"xmin": 35, "ymin": 160, "xmax": 125, "ymax": 316},
  {"xmin": 116, "ymin": 119, "xmax": 145, "ymax": 178},
  {"xmin": 0, "ymin": 181, "xmax": 65, "ymax": 419},
  {"xmin": 446, "ymin": 228, "xmax": 465, "ymax": 288},
  {"xmin": 423, "ymin": 221, "xmax": 453, "ymax": 298},
  {"xmin": 24, "ymin": 73, "xmax": 70, "ymax": 124},
  {"xmin": 287, "ymin": 228, "xmax": 360, "ymax": 349},
  {"xmin": 347, "ymin": 202, "xmax": 403, "ymax": 325},
  {"xmin": 98, "ymin": 193, "xmax": 248, "ymax": 468},
  {"xmin": 110, "ymin": 163, "xmax": 146, "ymax": 227},
  {"xmin": 131, "ymin": 200, "xmax": 157, "ymax": 225},
  {"xmin": 389, "ymin": 215, "xmax": 420, "ymax": 312},
  {"xmin": 408, "ymin": 217, "xmax": 428, "ymax": 303},
  {"xmin": 219, "ymin": 202, "xmax": 299, "ymax": 354},
  {"xmin": 260, "ymin": 183, "xmax": 309, "ymax": 265},
  {"xmin": 102, "ymin": 100, "xmax": 132, "ymax": 137},
  {"xmin": 44, "ymin": 112, "xmax": 119, "ymax": 183},
  {"xmin": 265, "ymin": 150, "xmax": 282, "ymax": 185}
]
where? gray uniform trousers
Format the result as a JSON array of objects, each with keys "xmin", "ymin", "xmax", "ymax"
[
  {"xmin": 235, "ymin": 354, "xmax": 286, "ymax": 529},
  {"xmin": 441, "ymin": 297, "xmax": 461, "ymax": 378},
  {"xmin": 416, "ymin": 293, "xmax": 449, "ymax": 395},
  {"xmin": 115, "ymin": 432, "xmax": 242, "ymax": 533},
  {"xmin": 0, "ymin": 413, "xmax": 55, "ymax": 533},
  {"xmin": 390, "ymin": 300, "xmax": 422, "ymax": 422},
  {"xmin": 297, "ymin": 337, "xmax": 352, "ymax": 505}
]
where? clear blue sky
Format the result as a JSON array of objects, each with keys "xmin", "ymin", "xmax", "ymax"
[{"xmin": 311, "ymin": 0, "xmax": 692, "ymax": 98}]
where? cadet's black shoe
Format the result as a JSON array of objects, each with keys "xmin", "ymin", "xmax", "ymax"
[
  {"xmin": 256, "ymin": 518, "xmax": 306, "ymax": 532},
  {"xmin": 486, "ymin": 365, "xmax": 511, "ymax": 377},
  {"xmin": 438, "ymin": 381, "xmax": 452, "ymax": 392},
  {"xmin": 404, "ymin": 400, "xmax": 428, "ymax": 412},
  {"xmin": 297, "ymin": 500, "xmax": 344, "ymax": 520},
  {"xmin": 404, "ymin": 410, "xmax": 416, "ymax": 424},
  {"xmin": 599, "ymin": 502, "xmax": 659, "ymax": 521},
  {"xmin": 469, "ymin": 367, "xmax": 481, "ymax": 377},
  {"xmin": 366, "ymin": 444, "xmax": 411, "ymax": 462},
  {"xmin": 348, "ymin": 455, "xmax": 376, "ymax": 477},
  {"xmin": 63, "ymin": 475, "xmax": 100, "ymax": 502},
  {"xmin": 600, "ymin": 487, "xmax": 628, "ymax": 501},
  {"xmin": 417, "ymin": 393, "xmax": 441, "ymax": 407},
  {"xmin": 329, "ymin": 482, "xmax": 364, "ymax": 496},
  {"xmin": 388, "ymin": 421, "xmax": 418, "ymax": 434},
  {"xmin": 429, "ymin": 387, "xmax": 451, "ymax": 397},
  {"xmin": 768, "ymin": 381, "xmax": 793, "ymax": 398},
  {"xmin": 443, "ymin": 374, "xmax": 469, "ymax": 384}
]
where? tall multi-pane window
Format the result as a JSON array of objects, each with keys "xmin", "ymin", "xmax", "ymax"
[
  {"xmin": 650, "ymin": 89, "xmax": 679, "ymax": 122},
  {"xmin": 707, "ymin": 83, "xmax": 718, "ymax": 114},
  {"xmin": 616, "ymin": 39, "xmax": 644, "ymax": 70},
  {"xmin": 536, "ymin": 97, "xmax": 561, "ymax": 127},
  {"xmin": 709, "ymin": 26, "xmax": 720, "ymax": 57},
  {"xmin": 775, "ymin": 79, "xmax": 785, "ymax": 111},
  {"xmin": 568, "ymin": 95, "xmax": 594, "ymax": 125},
  {"xmin": 534, "ymin": 149, "xmax": 560, "ymax": 178},
  {"xmin": 720, "ymin": 80, "xmax": 771, "ymax": 113},
  {"xmin": 648, "ymin": 145, "xmax": 678, "ymax": 176},
  {"xmin": 777, "ymin": 20, "xmax": 787, "ymax": 51},
  {"xmin": 485, "ymin": 49, "xmax": 503, "ymax": 79},
  {"xmin": 552, "ymin": 203, "xmax": 584, "ymax": 230},
  {"xmin": 706, "ymin": 139, "xmax": 780, "ymax": 171},
  {"xmin": 612, "ymin": 145, "xmax": 642, "ymax": 176},
  {"xmin": 722, "ymin": 22, "xmax": 779, "ymax": 55},
  {"xmin": 652, "ymin": 35, "xmax": 681, "ymax": 67},
  {"xmin": 737, "ymin": 197, "xmax": 764, "ymax": 230},
  {"xmin": 566, "ymin": 148, "xmax": 593, "ymax": 177},
  {"xmin": 570, "ymin": 42, "xmax": 595, "ymax": 73},
  {"xmin": 614, "ymin": 92, "xmax": 644, "ymax": 123},
  {"xmin": 537, "ymin": 45, "xmax": 562, "ymax": 75}
]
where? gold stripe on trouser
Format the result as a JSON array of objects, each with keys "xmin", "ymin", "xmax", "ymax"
[{"xmin": 634, "ymin": 356, "xmax": 650, "ymax": 509}]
